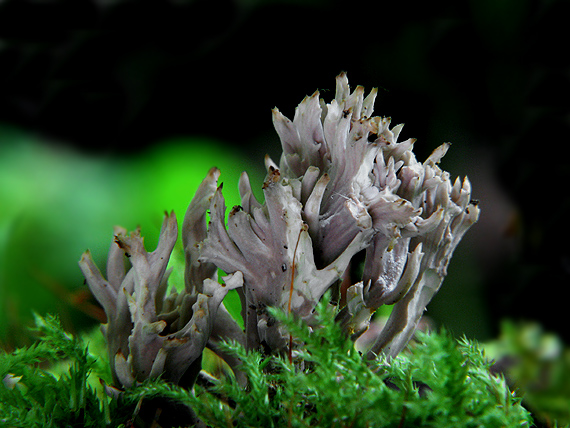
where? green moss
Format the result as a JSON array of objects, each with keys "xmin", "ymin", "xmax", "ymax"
[
  {"xmin": 0, "ymin": 314, "xmax": 110, "ymax": 427},
  {"xmin": 190, "ymin": 298, "xmax": 533, "ymax": 428},
  {"xmin": 0, "ymin": 306, "xmax": 536, "ymax": 428}
]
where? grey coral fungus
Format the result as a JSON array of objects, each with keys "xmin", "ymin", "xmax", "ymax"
[
  {"xmin": 200, "ymin": 72, "xmax": 479, "ymax": 358},
  {"xmin": 80, "ymin": 73, "xmax": 479, "ymax": 391},
  {"xmin": 79, "ymin": 173, "xmax": 243, "ymax": 389}
]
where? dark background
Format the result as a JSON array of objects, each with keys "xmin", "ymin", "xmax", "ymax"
[{"xmin": 0, "ymin": 0, "xmax": 569, "ymax": 342}]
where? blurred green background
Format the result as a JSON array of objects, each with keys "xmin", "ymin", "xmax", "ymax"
[
  {"xmin": 0, "ymin": 0, "xmax": 568, "ymax": 424},
  {"xmin": 0, "ymin": 127, "xmax": 263, "ymax": 348}
]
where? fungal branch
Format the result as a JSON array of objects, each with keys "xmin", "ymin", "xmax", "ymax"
[{"xmin": 288, "ymin": 226, "xmax": 304, "ymax": 365}]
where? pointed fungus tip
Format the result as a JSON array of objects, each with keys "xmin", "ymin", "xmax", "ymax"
[
  {"xmin": 230, "ymin": 205, "xmax": 243, "ymax": 216},
  {"xmin": 79, "ymin": 250, "xmax": 90, "ymax": 262}
]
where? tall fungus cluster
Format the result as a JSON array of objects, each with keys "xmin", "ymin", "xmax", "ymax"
[{"xmin": 80, "ymin": 74, "xmax": 479, "ymax": 390}]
